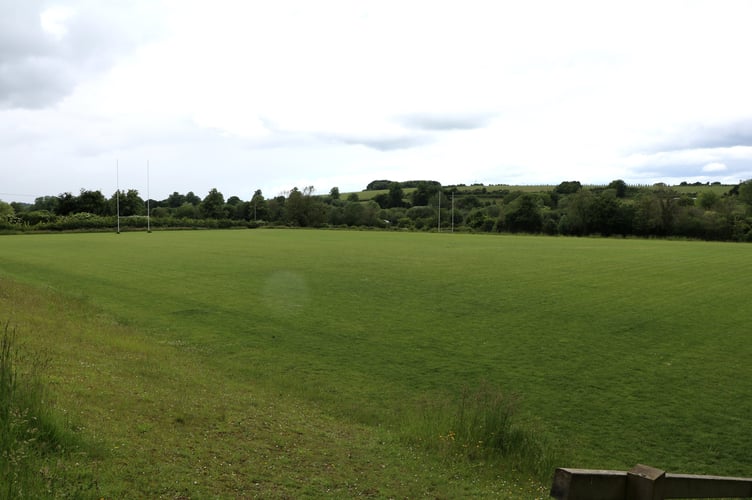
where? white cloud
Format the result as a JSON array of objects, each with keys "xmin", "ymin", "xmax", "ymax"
[
  {"xmin": 703, "ymin": 162, "xmax": 727, "ymax": 173},
  {"xmin": 39, "ymin": 6, "xmax": 75, "ymax": 39},
  {"xmin": 3, "ymin": 0, "xmax": 752, "ymax": 202}
]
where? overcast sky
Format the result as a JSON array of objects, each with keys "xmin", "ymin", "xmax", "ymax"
[{"xmin": 2, "ymin": 0, "xmax": 752, "ymax": 203}]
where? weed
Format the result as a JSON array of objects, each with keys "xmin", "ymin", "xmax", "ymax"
[{"xmin": 404, "ymin": 382, "xmax": 560, "ymax": 479}]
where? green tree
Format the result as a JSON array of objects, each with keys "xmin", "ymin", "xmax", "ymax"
[
  {"xmin": 361, "ymin": 200, "xmax": 382, "ymax": 227},
  {"xmin": 57, "ymin": 192, "xmax": 78, "ymax": 215},
  {"xmin": 466, "ymin": 208, "xmax": 495, "ymax": 231},
  {"xmin": 632, "ymin": 193, "xmax": 661, "ymax": 236},
  {"xmin": 267, "ymin": 196, "xmax": 286, "ymax": 223},
  {"xmin": 366, "ymin": 180, "xmax": 392, "ymax": 190},
  {"xmin": 406, "ymin": 205, "xmax": 436, "ymax": 221},
  {"xmin": 411, "ymin": 181, "xmax": 441, "ymax": 206},
  {"xmin": 151, "ymin": 206, "xmax": 171, "ymax": 218},
  {"xmin": 586, "ymin": 191, "xmax": 623, "ymax": 236},
  {"xmin": 31, "ymin": 196, "xmax": 59, "ymax": 213},
  {"xmin": 343, "ymin": 201, "xmax": 365, "ymax": 226},
  {"xmin": 503, "ymin": 194, "xmax": 542, "ymax": 233},
  {"xmin": 285, "ymin": 186, "xmax": 326, "ymax": 227},
  {"xmin": 456, "ymin": 195, "xmax": 482, "ymax": 210},
  {"xmin": 165, "ymin": 192, "xmax": 186, "ymax": 208},
  {"xmin": 230, "ymin": 202, "xmax": 251, "ymax": 220},
  {"xmin": 175, "ymin": 202, "xmax": 200, "ymax": 219},
  {"xmin": 428, "ymin": 190, "xmax": 448, "ymax": 211},
  {"xmin": 114, "ymin": 189, "xmax": 145, "ymax": 216},
  {"xmin": 77, "ymin": 189, "xmax": 108, "ymax": 215},
  {"xmin": 554, "ymin": 180, "xmax": 582, "ymax": 195},
  {"xmin": 327, "ymin": 205, "xmax": 344, "ymax": 225},
  {"xmin": 250, "ymin": 190, "xmax": 268, "ymax": 221},
  {"xmin": 739, "ymin": 180, "xmax": 752, "ymax": 210},
  {"xmin": 200, "ymin": 188, "xmax": 226, "ymax": 219},
  {"xmin": 373, "ymin": 182, "xmax": 405, "ymax": 208},
  {"xmin": 372, "ymin": 193, "xmax": 389, "ymax": 209},
  {"xmin": 10, "ymin": 202, "xmax": 28, "ymax": 215},
  {"xmin": 285, "ymin": 188, "xmax": 305, "ymax": 225},
  {"xmin": 185, "ymin": 191, "xmax": 201, "ymax": 206},
  {"xmin": 607, "ymin": 179, "xmax": 628, "ymax": 198},
  {"xmin": 329, "ymin": 187, "xmax": 340, "ymax": 200},
  {"xmin": 0, "ymin": 200, "xmax": 14, "ymax": 219},
  {"xmin": 632, "ymin": 189, "xmax": 678, "ymax": 236},
  {"xmin": 387, "ymin": 183, "xmax": 405, "ymax": 208},
  {"xmin": 697, "ymin": 190, "xmax": 719, "ymax": 210},
  {"xmin": 557, "ymin": 190, "xmax": 589, "ymax": 235},
  {"xmin": 224, "ymin": 196, "xmax": 246, "ymax": 220}
]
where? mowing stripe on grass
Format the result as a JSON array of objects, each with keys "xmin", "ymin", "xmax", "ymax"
[{"xmin": 1, "ymin": 230, "xmax": 751, "ymax": 477}]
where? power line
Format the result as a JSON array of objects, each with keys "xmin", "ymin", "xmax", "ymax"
[{"xmin": 0, "ymin": 192, "xmax": 37, "ymax": 198}]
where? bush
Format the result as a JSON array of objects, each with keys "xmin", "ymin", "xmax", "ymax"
[
  {"xmin": 48, "ymin": 213, "xmax": 113, "ymax": 231},
  {"xmin": 406, "ymin": 206, "xmax": 435, "ymax": 220},
  {"xmin": 20, "ymin": 211, "xmax": 57, "ymax": 226},
  {"xmin": 396, "ymin": 217, "xmax": 412, "ymax": 229},
  {"xmin": 466, "ymin": 209, "xmax": 495, "ymax": 232}
]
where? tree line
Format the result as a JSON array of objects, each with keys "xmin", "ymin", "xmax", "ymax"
[{"xmin": 2, "ymin": 179, "xmax": 752, "ymax": 242}]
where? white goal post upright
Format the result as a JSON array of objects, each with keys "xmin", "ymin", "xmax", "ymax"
[
  {"xmin": 147, "ymin": 160, "xmax": 151, "ymax": 233},
  {"xmin": 451, "ymin": 192, "xmax": 454, "ymax": 233},
  {"xmin": 438, "ymin": 189, "xmax": 441, "ymax": 232},
  {"xmin": 116, "ymin": 160, "xmax": 121, "ymax": 234}
]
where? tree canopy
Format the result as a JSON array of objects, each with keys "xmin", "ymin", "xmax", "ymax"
[{"xmin": 3, "ymin": 180, "xmax": 752, "ymax": 242}]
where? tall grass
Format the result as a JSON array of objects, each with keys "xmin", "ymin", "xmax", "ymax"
[
  {"xmin": 0, "ymin": 321, "xmax": 93, "ymax": 498},
  {"xmin": 403, "ymin": 382, "xmax": 559, "ymax": 479},
  {"xmin": 0, "ymin": 322, "xmax": 17, "ymax": 498}
]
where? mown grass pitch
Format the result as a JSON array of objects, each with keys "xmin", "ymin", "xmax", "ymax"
[{"xmin": 1, "ymin": 229, "xmax": 751, "ymax": 494}]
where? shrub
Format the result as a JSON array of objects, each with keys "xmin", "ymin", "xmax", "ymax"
[
  {"xmin": 20, "ymin": 211, "xmax": 57, "ymax": 226},
  {"xmin": 406, "ymin": 206, "xmax": 435, "ymax": 220},
  {"xmin": 396, "ymin": 217, "xmax": 412, "ymax": 229}
]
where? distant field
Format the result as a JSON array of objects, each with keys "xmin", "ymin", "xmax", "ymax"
[
  {"xmin": 668, "ymin": 183, "xmax": 733, "ymax": 196},
  {"xmin": 1, "ymin": 230, "xmax": 751, "ymax": 495},
  {"xmin": 350, "ymin": 182, "xmax": 734, "ymax": 199}
]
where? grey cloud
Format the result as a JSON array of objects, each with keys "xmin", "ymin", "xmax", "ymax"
[
  {"xmin": 0, "ymin": 1, "xmax": 165, "ymax": 109},
  {"xmin": 249, "ymin": 117, "xmax": 434, "ymax": 152},
  {"xmin": 628, "ymin": 156, "xmax": 751, "ymax": 181},
  {"xmin": 397, "ymin": 111, "xmax": 496, "ymax": 131},
  {"xmin": 646, "ymin": 120, "xmax": 752, "ymax": 153},
  {"xmin": 0, "ymin": 58, "xmax": 76, "ymax": 108},
  {"xmin": 323, "ymin": 132, "xmax": 435, "ymax": 151},
  {"xmin": 683, "ymin": 122, "xmax": 752, "ymax": 150},
  {"xmin": 0, "ymin": 1, "xmax": 49, "ymax": 59}
]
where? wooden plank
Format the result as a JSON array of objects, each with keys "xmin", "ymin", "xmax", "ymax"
[
  {"xmin": 663, "ymin": 473, "xmax": 752, "ymax": 499},
  {"xmin": 550, "ymin": 468, "xmax": 627, "ymax": 500}
]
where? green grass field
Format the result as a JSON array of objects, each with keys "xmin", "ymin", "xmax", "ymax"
[{"xmin": 1, "ymin": 229, "xmax": 751, "ymax": 497}]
